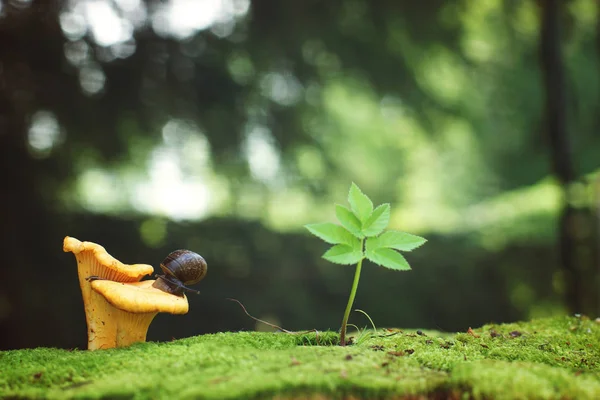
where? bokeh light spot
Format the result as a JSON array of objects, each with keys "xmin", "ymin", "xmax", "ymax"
[
  {"xmin": 132, "ymin": 147, "xmax": 211, "ymax": 220},
  {"xmin": 140, "ymin": 218, "xmax": 168, "ymax": 248},
  {"xmin": 59, "ymin": 8, "xmax": 87, "ymax": 41},
  {"xmin": 260, "ymin": 72, "xmax": 303, "ymax": 106},
  {"xmin": 151, "ymin": 0, "xmax": 250, "ymax": 40},
  {"xmin": 79, "ymin": 64, "xmax": 106, "ymax": 96},
  {"xmin": 27, "ymin": 110, "xmax": 63, "ymax": 158},
  {"xmin": 64, "ymin": 40, "xmax": 90, "ymax": 67},
  {"xmin": 244, "ymin": 124, "xmax": 281, "ymax": 183},
  {"xmin": 227, "ymin": 50, "xmax": 255, "ymax": 85},
  {"xmin": 84, "ymin": 0, "xmax": 133, "ymax": 46}
]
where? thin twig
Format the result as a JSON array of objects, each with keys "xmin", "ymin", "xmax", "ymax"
[
  {"xmin": 378, "ymin": 331, "xmax": 402, "ymax": 338},
  {"xmin": 226, "ymin": 298, "xmax": 324, "ymax": 345},
  {"xmin": 226, "ymin": 298, "xmax": 293, "ymax": 333}
]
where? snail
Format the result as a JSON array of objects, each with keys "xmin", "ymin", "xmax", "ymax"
[{"xmin": 152, "ymin": 250, "xmax": 207, "ymax": 297}]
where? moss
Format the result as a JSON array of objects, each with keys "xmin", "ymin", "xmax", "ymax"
[{"xmin": 1, "ymin": 315, "xmax": 599, "ymax": 399}]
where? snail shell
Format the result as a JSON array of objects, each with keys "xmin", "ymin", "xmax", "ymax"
[
  {"xmin": 161, "ymin": 249, "xmax": 207, "ymax": 285},
  {"xmin": 152, "ymin": 250, "xmax": 207, "ymax": 296}
]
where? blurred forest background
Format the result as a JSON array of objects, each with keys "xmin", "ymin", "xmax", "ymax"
[{"xmin": 1, "ymin": 0, "xmax": 599, "ymax": 350}]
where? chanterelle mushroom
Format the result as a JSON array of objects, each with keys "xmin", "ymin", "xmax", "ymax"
[
  {"xmin": 90, "ymin": 280, "xmax": 188, "ymax": 347},
  {"xmin": 63, "ymin": 236, "xmax": 157, "ymax": 349}
]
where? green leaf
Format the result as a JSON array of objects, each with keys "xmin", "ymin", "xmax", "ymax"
[
  {"xmin": 367, "ymin": 231, "xmax": 427, "ymax": 252},
  {"xmin": 361, "ymin": 203, "xmax": 390, "ymax": 237},
  {"xmin": 335, "ymin": 204, "xmax": 363, "ymax": 238},
  {"xmin": 365, "ymin": 247, "xmax": 411, "ymax": 271},
  {"xmin": 323, "ymin": 244, "xmax": 364, "ymax": 265},
  {"xmin": 348, "ymin": 183, "xmax": 373, "ymax": 223},
  {"xmin": 305, "ymin": 223, "xmax": 359, "ymax": 247}
]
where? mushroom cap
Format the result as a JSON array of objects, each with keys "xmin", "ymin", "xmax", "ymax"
[
  {"xmin": 90, "ymin": 280, "xmax": 189, "ymax": 314},
  {"xmin": 63, "ymin": 236, "xmax": 153, "ymax": 281}
]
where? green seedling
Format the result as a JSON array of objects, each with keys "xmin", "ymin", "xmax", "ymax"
[{"xmin": 305, "ymin": 183, "xmax": 426, "ymax": 346}]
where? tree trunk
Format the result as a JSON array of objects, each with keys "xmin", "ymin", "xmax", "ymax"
[
  {"xmin": 0, "ymin": 1, "xmax": 66, "ymax": 348},
  {"xmin": 539, "ymin": 0, "xmax": 581, "ymax": 313}
]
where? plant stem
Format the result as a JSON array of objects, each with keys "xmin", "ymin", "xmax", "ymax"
[{"xmin": 339, "ymin": 239, "xmax": 364, "ymax": 346}]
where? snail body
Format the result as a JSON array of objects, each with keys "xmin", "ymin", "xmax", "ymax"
[{"xmin": 152, "ymin": 250, "xmax": 207, "ymax": 296}]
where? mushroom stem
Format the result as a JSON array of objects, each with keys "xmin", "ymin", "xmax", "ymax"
[
  {"xmin": 86, "ymin": 291, "xmax": 119, "ymax": 350},
  {"xmin": 114, "ymin": 310, "xmax": 158, "ymax": 347},
  {"xmin": 75, "ymin": 249, "xmax": 124, "ymax": 350},
  {"xmin": 81, "ymin": 293, "xmax": 158, "ymax": 349}
]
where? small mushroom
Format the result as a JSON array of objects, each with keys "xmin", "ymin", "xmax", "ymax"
[
  {"xmin": 90, "ymin": 280, "xmax": 188, "ymax": 348},
  {"xmin": 63, "ymin": 236, "xmax": 154, "ymax": 349}
]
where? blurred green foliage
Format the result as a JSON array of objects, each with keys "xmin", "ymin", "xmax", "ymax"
[{"xmin": 1, "ymin": 0, "xmax": 599, "ymax": 349}]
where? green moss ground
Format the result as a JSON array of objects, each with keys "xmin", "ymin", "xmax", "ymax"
[{"xmin": 1, "ymin": 315, "xmax": 599, "ymax": 399}]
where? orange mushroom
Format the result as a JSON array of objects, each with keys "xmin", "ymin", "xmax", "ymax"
[
  {"xmin": 63, "ymin": 237, "xmax": 153, "ymax": 349},
  {"xmin": 64, "ymin": 236, "xmax": 193, "ymax": 349}
]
